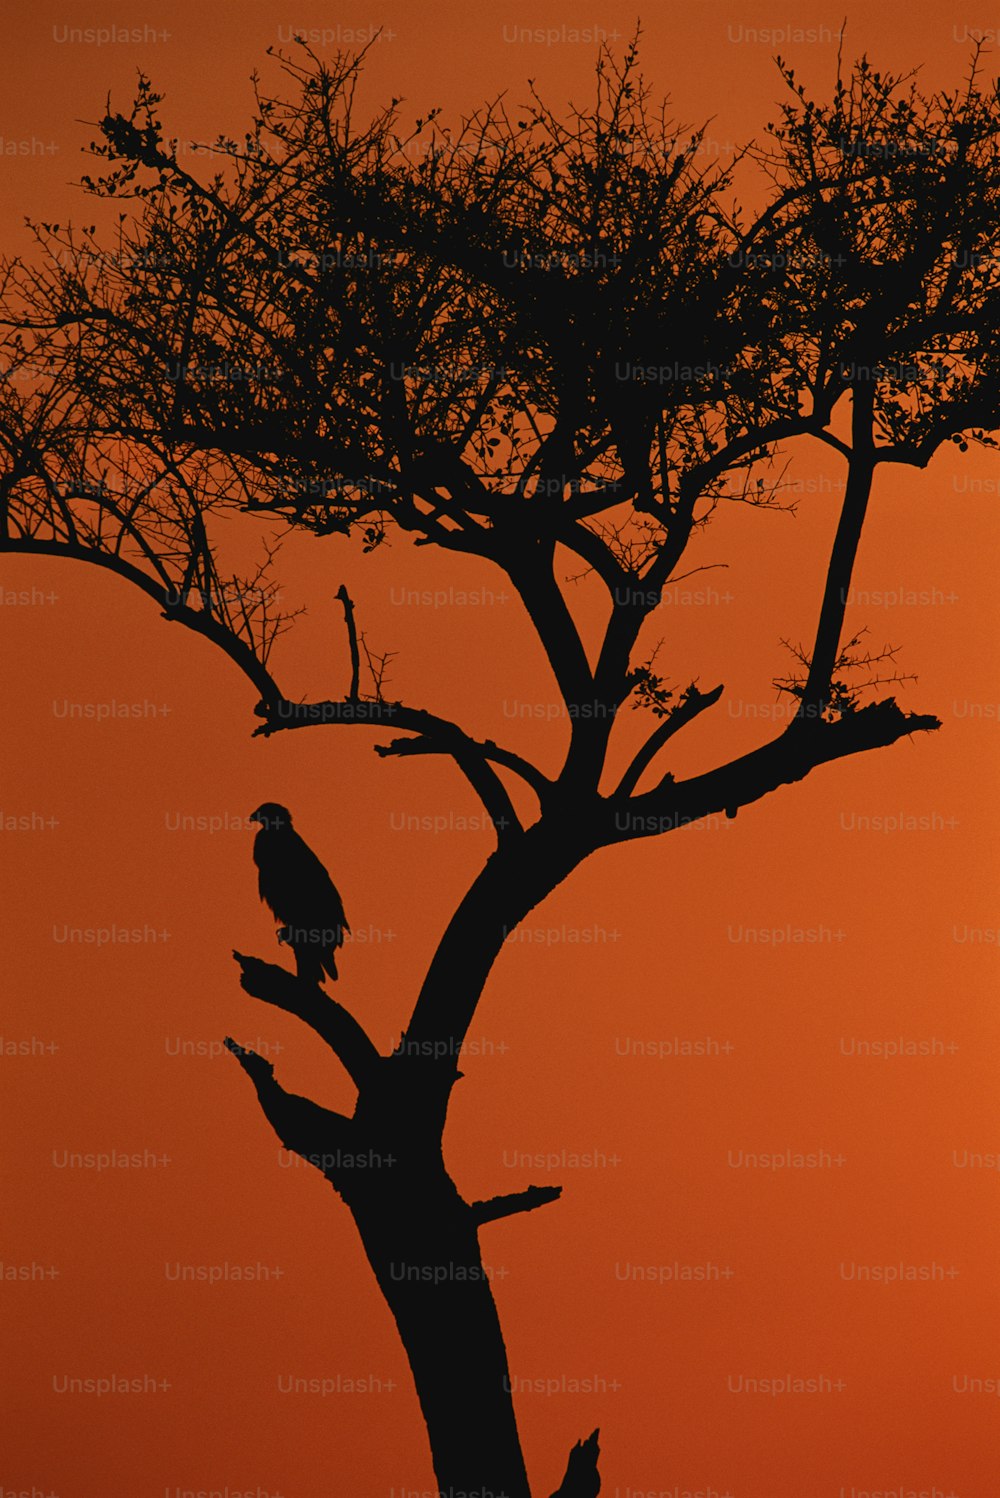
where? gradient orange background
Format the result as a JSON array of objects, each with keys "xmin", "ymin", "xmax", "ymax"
[{"xmin": 2, "ymin": 4, "xmax": 999, "ymax": 1495}]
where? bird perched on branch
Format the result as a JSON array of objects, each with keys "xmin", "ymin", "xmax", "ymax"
[{"xmin": 249, "ymin": 802, "xmax": 349, "ymax": 984}]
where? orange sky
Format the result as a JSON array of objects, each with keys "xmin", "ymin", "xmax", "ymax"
[{"xmin": 2, "ymin": 4, "xmax": 999, "ymax": 1496}]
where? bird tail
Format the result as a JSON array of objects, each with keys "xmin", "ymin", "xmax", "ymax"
[
  {"xmin": 290, "ymin": 924, "xmax": 344, "ymax": 985},
  {"xmin": 321, "ymin": 919, "xmax": 346, "ymax": 982}
]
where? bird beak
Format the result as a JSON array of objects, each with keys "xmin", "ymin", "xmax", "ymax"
[{"xmin": 248, "ymin": 807, "xmax": 262, "ymax": 824}]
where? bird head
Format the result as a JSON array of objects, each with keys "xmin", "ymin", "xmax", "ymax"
[{"xmin": 249, "ymin": 802, "xmax": 292, "ymax": 831}]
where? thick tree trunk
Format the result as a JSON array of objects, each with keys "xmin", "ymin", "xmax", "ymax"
[
  {"xmin": 341, "ymin": 816, "xmax": 599, "ymax": 1493},
  {"xmin": 348, "ymin": 1161, "xmax": 532, "ymax": 1497},
  {"xmin": 393, "ymin": 810, "xmax": 599, "ymax": 1140}
]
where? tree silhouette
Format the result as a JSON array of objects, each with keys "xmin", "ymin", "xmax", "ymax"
[{"xmin": 3, "ymin": 33, "xmax": 1000, "ymax": 1494}]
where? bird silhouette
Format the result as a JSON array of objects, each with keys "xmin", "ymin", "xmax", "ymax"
[{"xmin": 249, "ymin": 802, "xmax": 349, "ymax": 983}]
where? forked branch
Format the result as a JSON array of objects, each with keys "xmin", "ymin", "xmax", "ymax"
[
  {"xmin": 255, "ymin": 694, "xmax": 552, "ymax": 826},
  {"xmin": 613, "ymin": 698, "xmax": 941, "ymax": 839},
  {"xmin": 616, "ymin": 682, "xmax": 725, "ymax": 797},
  {"xmin": 224, "ymin": 1038, "xmax": 354, "ymax": 1170},
  {"xmin": 232, "ymin": 951, "xmax": 381, "ymax": 1089}
]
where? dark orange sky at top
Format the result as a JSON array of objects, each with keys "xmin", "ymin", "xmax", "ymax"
[{"xmin": 1, "ymin": 3, "xmax": 999, "ymax": 1496}]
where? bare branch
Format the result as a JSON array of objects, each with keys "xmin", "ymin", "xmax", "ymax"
[
  {"xmin": 799, "ymin": 380, "xmax": 876, "ymax": 716},
  {"xmin": 374, "ymin": 735, "xmax": 523, "ymax": 842},
  {"xmin": 232, "ymin": 952, "xmax": 381, "ymax": 1090},
  {"xmin": 471, "ymin": 1184, "xmax": 563, "ymax": 1226},
  {"xmin": 616, "ymin": 682, "xmax": 725, "ymax": 798},
  {"xmin": 335, "ymin": 583, "xmax": 361, "ymax": 701},
  {"xmin": 224, "ymin": 1038, "xmax": 354, "ymax": 1172},
  {"xmin": 610, "ymin": 698, "xmax": 940, "ymax": 840},
  {"xmin": 358, "ymin": 629, "xmax": 396, "ymax": 700},
  {"xmin": 0, "ymin": 536, "xmax": 282, "ymax": 707},
  {"xmin": 774, "ymin": 629, "xmax": 917, "ymax": 719},
  {"xmin": 509, "ymin": 550, "xmax": 597, "ymax": 721},
  {"xmin": 256, "ymin": 694, "xmax": 552, "ymax": 807}
]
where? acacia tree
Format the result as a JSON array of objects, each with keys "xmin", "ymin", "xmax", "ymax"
[{"xmin": 3, "ymin": 35, "xmax": 1000, "ymax": 1495}]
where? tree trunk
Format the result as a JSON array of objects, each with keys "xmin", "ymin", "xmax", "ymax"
[
  {"xmin": 348, "ymin": 1160, "xmax": 532, "ymax": 1497},
  {"xmin": 338, "ymin": 815, "xmax": 600, "ymax": 1494},
  {"xmin": 394, "ymin": 810, "xmax": 599, "ymax": 1140}
]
